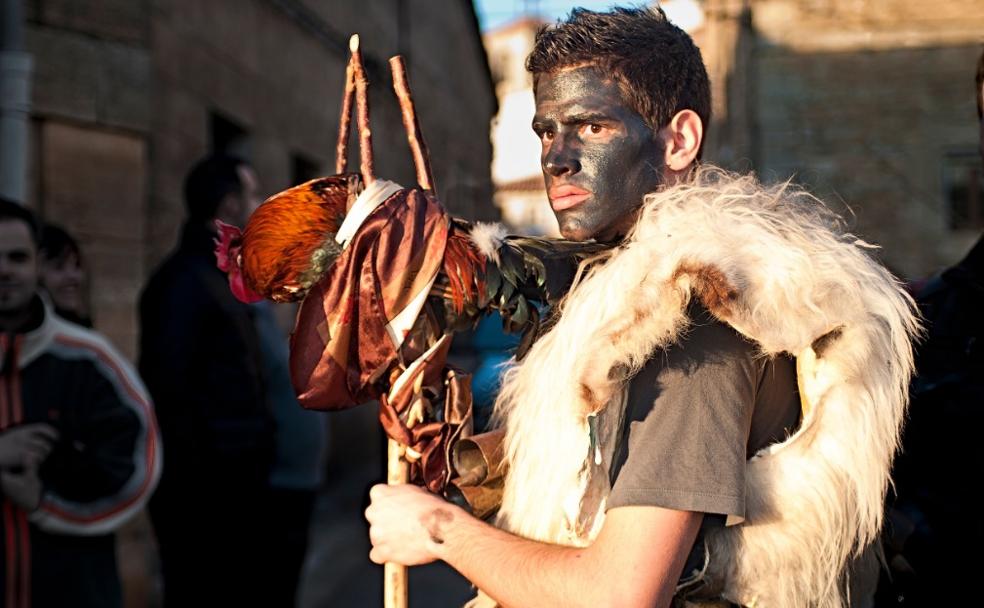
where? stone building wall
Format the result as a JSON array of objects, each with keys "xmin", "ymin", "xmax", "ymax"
[
  {"xmin": 701, "ymin": 0, "xmax": 984, "ymax": 278},
  {"xmin": 24, "ymin": 0, "xmax": 152, "ymax": 359}
]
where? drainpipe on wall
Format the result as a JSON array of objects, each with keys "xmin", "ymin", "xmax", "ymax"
[{"xmin": 0, "ymin": 0, "xmax": 33, "ymax": 204}]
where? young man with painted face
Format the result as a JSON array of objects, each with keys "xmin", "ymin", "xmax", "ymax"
[
  {"xmin": 367, "ymin": 8, "xmax": 786, "ymax": 605},
  {"xmin": 366, "ymin": 8, "xmax": 915, "ymax": 607}
]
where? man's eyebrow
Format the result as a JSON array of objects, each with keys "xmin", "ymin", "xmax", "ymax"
[
  {"xmin": 560, "ymin": 111, "xmax": 613, "ymax": 125},
  {"xmin": 532, "ymin": 111, "xmax": 613, "ymax": 130}
]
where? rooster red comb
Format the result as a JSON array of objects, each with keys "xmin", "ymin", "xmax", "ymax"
[{"xmin": 213, "ymin": 221, "xmax": 262, "ymax": 304}]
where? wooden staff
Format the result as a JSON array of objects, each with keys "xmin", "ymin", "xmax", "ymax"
[
  {"xmin": 389, "ymin": 56, "xmax": 436, "ymax": 192},
  {"xmin": 335, "ymin": 54, "xmax": 355, "ymax": 174},
  {"xmin": 385, "ymin": 439, "xmax": 410, "ymax": 608},
  {"xmin": 349, "ymin": 34, "xmax": 376, "ymax": 184}
]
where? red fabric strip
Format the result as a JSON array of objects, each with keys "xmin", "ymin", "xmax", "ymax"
[
  {"xmin": 0, "ymin": 335, "xmax": 9, "ymax": 431},
  {"xmin": 15, "ymin": 512, "xmax": 27, "ymax": 608},
  {"xmin": 10, "ymin": 338, "xmax": 27, "ymax": 608},
  {"xmin": 0, "ymin": 378, "xmax": 7, "ymax": 433},
  {"xmin": 3, "ymin": 503, "xmax": 16, "ymax": 608}
]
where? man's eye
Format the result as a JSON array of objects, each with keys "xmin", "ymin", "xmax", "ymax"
[{"xmin": 578, "ymin": 124, "xmax": 604, "ymax": 137}]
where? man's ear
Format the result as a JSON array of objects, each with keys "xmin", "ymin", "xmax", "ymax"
[{"xmin": 660, "ymin": 110, "xmax": 703, "ymax": 179}]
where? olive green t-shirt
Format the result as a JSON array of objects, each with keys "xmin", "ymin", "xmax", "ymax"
[{"xmin": 607, "ymin": 308, "xmax": 801, "ymax": 521}]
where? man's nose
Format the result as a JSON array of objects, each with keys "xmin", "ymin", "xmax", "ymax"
[{"xmin": 543, "ymin": 136, "xmax": 581, "ymax": 178}]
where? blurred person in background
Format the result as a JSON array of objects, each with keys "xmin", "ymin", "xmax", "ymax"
[
  {"xmin": 879, "ymin": 48, "xmax": 984, "ymax": 606},
  {"xmin": 0, "ymin": 198, "xmax": 161, "ymax": 608},
  {"xmin": 243, "ymin": 189, "xmax": 329, "ymax": 608},
  {"xmin": 38, "ymin": 223, "xmax": 92, "ymax": 327},
  {"xmin": 139, "ymin": 155, "xmax": 274, "ymax": 606},
  {"xmin": 253, "ymin": 301, "xmax": 328, "ymax": 607}
]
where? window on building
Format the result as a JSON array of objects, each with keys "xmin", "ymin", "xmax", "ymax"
[
  {"xmin": 943, "ymin": 151, "xmax": 984, "ymax": 231},
  {"xmin": 210, "ymin": 111, "xmax": 251, "ymax": 159}
]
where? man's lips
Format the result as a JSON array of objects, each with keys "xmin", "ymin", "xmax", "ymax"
[{"xmin": 548, "ymin": 185, "xmax": 591, "ymax": 211}]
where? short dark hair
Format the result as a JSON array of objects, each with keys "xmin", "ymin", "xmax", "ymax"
[
  {"xmin": 527, "ymin": 6, "xmax": 711, "ymax": 153},
  {"xmin": 40, "ymin": 223, "xmax": 83, "ymax": 266},
  {"xmin": 183, "ymin": 154, "xmax": 247, "ymax": 221},
  {"xmin": 976, "ymin": 47, "xmax": 983, "ymax": 119},
  {"xmin": 0, "ymin": 197, "xmax": 41, "ymax": 245}
]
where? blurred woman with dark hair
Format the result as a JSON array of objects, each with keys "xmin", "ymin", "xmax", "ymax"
[{"xmin": 38, "ymin": 223, "xmax": 92, "ymax": 327}]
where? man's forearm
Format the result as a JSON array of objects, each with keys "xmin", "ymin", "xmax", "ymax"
[
  {"xmin": 434, "ymin": 507, "xmax": 632, "ymax": 608},
  {"xmin": 366, "ymin": 484, "xmax": 695, "ymax": 608}
]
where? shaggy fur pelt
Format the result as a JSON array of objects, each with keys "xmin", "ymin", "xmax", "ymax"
[{"xmin": 483, "ymin": 167, "xmax": 919, "ymax": 607}]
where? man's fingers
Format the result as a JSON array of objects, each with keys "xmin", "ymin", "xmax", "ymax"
[
  {"xmin": 25, "ymin": 440, "xmax": 53, "ymax": 460},
  {"xmin": 27, "ymin": 424, "xmax": 60, "ymax": 442},
  {"xmin": 0, "ymin": 470, "xmax": 25, "ymax": 493},
  {"xmin": 368, "ymin": 483, "xmax": 388, "ymax": 500},
  {"xmin": 368, "ymin": 523, "xmax": 382, "ymax": 544},
  {"xmin": 28, "ymin": 436, "xmax": 54, "ymax": 454},
  {"xmin": 23, "ymin": 450, "xmax": 45, "ymax": 470},
  {"xmin": 369, "ymin": 547, "xmax": 386, "ymax": 565},
  {"xmin": 0, "ymin": 467, "xmax": 41, "ymax": 512},
  {"xmin": 9, "ymin": 424, "xmax": 60, "ymax": 445}
]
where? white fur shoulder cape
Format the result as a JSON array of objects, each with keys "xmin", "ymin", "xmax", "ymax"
[{"xmin": 472, "ymin": 167, "xmax": 919, "ymax": 607}]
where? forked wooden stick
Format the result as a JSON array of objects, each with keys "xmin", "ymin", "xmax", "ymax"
[
  {"xmin": 335, "ymin": 55, "xmax": 355, "ymax": 174},
  {"xmin": 349, "ymin": 35, "xmax": 376, "ymax": 184},
  {"xmin": 389, "ymin": 56, "xmax": 436, "ymax": 192}
]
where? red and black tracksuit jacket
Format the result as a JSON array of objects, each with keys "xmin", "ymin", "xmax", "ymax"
[{"xmin": 0, "ymin": 299, "xmax": 160, "ymax": 608}]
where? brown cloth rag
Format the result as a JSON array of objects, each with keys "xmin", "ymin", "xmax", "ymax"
[{"xmin": 289, "ymin": 186, "xmax": 471, "ymax": 492}]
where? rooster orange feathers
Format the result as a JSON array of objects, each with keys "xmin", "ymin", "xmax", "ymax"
[{"xmin": 215, "ymin": 174, "xmax": 361, "ymax": 303}]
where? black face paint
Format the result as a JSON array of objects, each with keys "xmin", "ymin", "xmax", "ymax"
[{"xmin": 533, "ymin": 66, "xmax": 665, "ymax": 242}]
